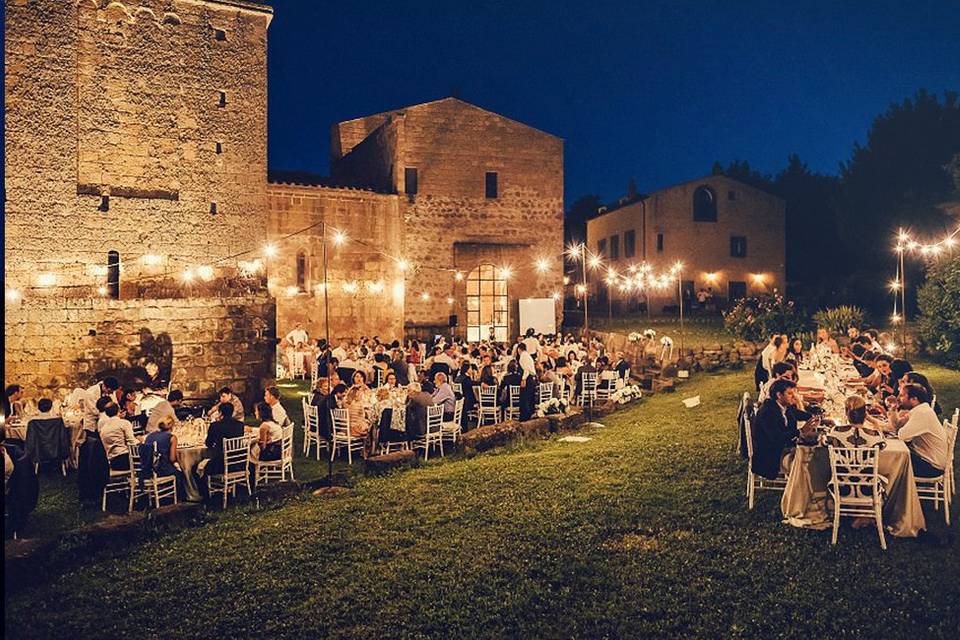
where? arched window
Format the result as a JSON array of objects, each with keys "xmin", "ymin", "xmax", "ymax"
[
  {"xmin": 693, "ymin": 186, "xmax": 717, "ymax": 221},
  {"xmin": 296, "ymin": 251, "xmax": 306, "ymax": 292},
  {"xmin": 107, "ymin": 250, "xmax": 120, "ymax": 299},
  {"xmin": 466, "ymin": 264, "xmax": 508, "ymax": 342}
]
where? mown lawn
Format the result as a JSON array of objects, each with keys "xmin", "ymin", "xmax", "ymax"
[{"xmin": 6, "ymin": 365, "xmax": 958, "ymax": 639}]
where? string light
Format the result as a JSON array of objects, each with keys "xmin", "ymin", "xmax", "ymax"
[
  {"xmin": 197, "ymin": 265, "xmax": 214, "ymax": 281},
  {"xmin": 552, "ymin": 291, "xmax": 561, "ymax": 301},
  {"xmin": 263, "ymin": 243, "xmax": 278, "ymax": 258},
  {"xmin": 286, "ymin": 286, "xmax": 300, "ymax": 297},
  {"xmin": 37, "ymin": 273, "xmax": 56, "ymax": 287},
  {"xmin": 182, "ymin": 269, "xmax": 195, "ymax": 283},
  {"xmin": 562, "ymin": 276, "xmax": 570, "ymax": 285},
  {"xmin": 454, "ymin": 271, "xmax": 464, "ymax": 281},
  {"xmin": 396, "ymin": 258, "xmax": 409, "ymax": 272},
  {"xmin": 498, "ymin": 266, "xmax": 513, "ymax": 280},
  {"xmin": 6, "ymin": 288, "xmax": 22, "ymax": 302},
  {"xmin": 588, "ymin": 255, "xmax": 602, "ymax": 269},
  {"xmin": 332, "ymin": 230, "xmax": 348, "ymax": 246},
  {"xmin": 97, "ymin": 285, "xmax": 108, "ymax": 296},
  {"xmin": 420, "ymin": 292, "xmax": 430, "ymax": 301},
  {"xmin": 897, "ymin": 225, "xmax": 960, "ymax": 253},
  {"xmin": 535, "ymin": 258, "xmax": 550, "ymax": 273},
  {"xmin": 446, "ymin": 297, "xmax": 454, "ymax": 305}
]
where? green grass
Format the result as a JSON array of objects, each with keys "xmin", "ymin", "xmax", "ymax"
[
  {"xmin": 591, "ymin": 316, "xmax": 734, "ymax": 346},
  {"xmin": 6, "ymin": 366, "xmax": 959, "ymax": 639}
]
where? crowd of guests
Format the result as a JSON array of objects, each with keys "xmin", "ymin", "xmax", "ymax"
[{"xmin": 749, "ymin": 326, "xmax": 951, "ymax": 505}]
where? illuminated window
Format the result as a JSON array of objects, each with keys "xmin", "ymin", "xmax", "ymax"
[{"xmin": 466, "ymin": 264, "xmax": 508, "ymax": 343}]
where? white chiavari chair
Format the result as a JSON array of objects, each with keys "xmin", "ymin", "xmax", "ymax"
[
  {"xmin": 255, "ymin": 425, "xmax": 295, "ymax": 487},
  {"xmin": 207, "ymin": 435, "xmax": 254, "ymax": 508},
  {"xmin": 330, "ymin": 408, "xmax": 362, "ymax": 464},
  {"xmin": 301, "ymin": 398, "xmax": 327, "ymax": 460},
  {"xmin": 477, "ymin": 386, "xmax": 499, "ymax": 427},
  {"xmin": 139, "ymin": 442, "xmax": 178, "ymax": 508},
  {"xmin": 579, "ymin": 372, "xmax": 597, "ymax": 409},
  {"xmin": 742, "ymin": 397, "xmax": 788, "ymax": 509},
  {"xmin": 505, "ymin": 385, "xmax": 521, "ymax": 421},
  {"xmin": 441, "ymin": 398, "xmax": 464, "ymax": 446},
  {"xmin": 101, "ymin": 448, "xmax": 135, "ymax": 512},
  {"xmin": 413, "ymin": 404, "xmax": 444, "ymax": 460},
  {"xmin": 537, "ymin": 381, "xmax": 554, "ymax": 406},
  {"xmin": 827, "ymin": 446, "xmax": 886, "ymax": 550}
]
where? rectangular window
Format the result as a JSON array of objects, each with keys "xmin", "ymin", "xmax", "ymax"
[
  {"xmin": 404, "ymin": 167, "xmax": 418, "ymax": 195},
  {"xmin": 656, "ymin": 233, "xmax": 664, "ymax": 252},
  {"xmin": 624, "ymin": 230, "xmax": 636, "ymax": 258},
  {"xmin": 609, "ymin": 234, "xmax": 619, "ymax": 260},
  {"xmin": 98, "ymin": 195, "xmax": 110, "ymax": 212},
  {"xmin": 209, "ymin": 202, "xmax": 218, "ymax": 215},
  {"xmin": 729, "ymin": 281, "xmax": 747, "ymax": 301},
  {"xmin": 485, "ymin": 171, "xmax": 498, "ymax": 198},
  {"xmin": 218, "ymin": 91, "xmax": 227, "ymax": 107},
  {"xmin": 215, "ymin": 141, "xmax": 223, "ymax": 155},
  {"xmin": 730, "ymin": 236, "xmax": 747, "ymax": 258},
  {"xmin": 597, "ymin": 238, "xmax": 607, "ymax": 257}
]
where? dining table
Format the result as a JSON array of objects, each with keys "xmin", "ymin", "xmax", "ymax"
[
  {"xmin": 781, "ymin": 357, "xmax": 926, "ymax": 537},
  {"xmin": 6, "ymin": 410, "xmax": 85, "ymax": 468}
]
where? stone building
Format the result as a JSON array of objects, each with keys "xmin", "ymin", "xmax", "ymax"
[
  {"xmin": 4, "ymin": 0, "xmax": 276, "ymax": 400},
  {"xmin": 269, "ymin": 97, "xmax": 565, "ymax": 343},
  {"xmin": 586, "ymin": 174, "xmax": 786, "ymax": 311},
  {"xmin": 4, "ymin": 2, "xmax": 565, "ymax": 396}
]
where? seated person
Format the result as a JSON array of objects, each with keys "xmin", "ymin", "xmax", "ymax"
[
  {"xmin": 253, "ymin": 402, "xmax": 283, "ymax": 462},
  {"xmin": 320, "ymin": 383, "xmax": 346, "ymax": 441},
  {"xmin": 758, "ymin": 362, "xmax": 798, "ymax": 403},
  {"xmin": 497, "ymin": 361, "xmax": 523, "ymax": 411},
  {"xmin": 825, "ymin": 396, "xmax": 886, "ymax": 449},
  {"xmin": 405, "ymin": 382, "xmax": 434, "ymax": 439},
  {"xmin": 209, "ymin": 387, "xmax": 245, "ymax": 423},
  {"xmin": 750, "ymin": 379, "xmax": 819, "ymax": 480},
  {"xmin": 264, "ymin": 386, "xmax": 289, "ymax": 427},
  {"xmin": 860, "ymin": 353, "xmax": 894, "ymax": 396},
  {"xmin": 143, "ymin": 416, "xmax": 187, "ymax": 499},
  {"xmin": 203, "ymin": 402, "xmax": 246, "ymax": 476},
  {"xmin": 431, "ymin": 372, "xmax": 456, "ymax": 422},
  {"xmin": 4, "ymin": 384, "xmax": 24, "ymax": 421},
  {"xmin": 573, "ymin": 356, "xmax": 598, "ymax": 399},
  {"xmin": 886, "ymin": 383, "xmax": 947, "ymax": 478},
  {"xmin": 146, "ymin": 390, "xmax": 183, "ymax": 434},
  {"xmin": 99, "ymin": 402, "xmax": 137, "ymax": 471}
]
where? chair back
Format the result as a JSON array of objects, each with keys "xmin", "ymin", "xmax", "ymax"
[
  {"xmin": 538, "ymin": 382, "xmax": 554, "ymax": 405},
  {"xmin": 508, "ymin": 385, "xmax": 521, "ymax": 410},
  {"xmin": 479, "ymin": 386, "xmax": 497, "ymax": 408},
  {"xmin": 331, "ymin": 408, "xmax": 350, "ymax": 437},
  {"xmin": 303, "ymin": 399, "xmax": 320, "ymax": 435},
  {"xmin": 426, "ymin": 404, "xmax": 444, "ymax": 434},
  {"xmin": 738, "ymin": 392, "xmax": 755, "ymax": 459},
  {"xmin": 453, "ymin": 382, "xmax": 463, "ymax": 396},
  {"xmin": 280, "ymin": 426, "xmax": 294, "ymax": 463},
  {"xmin": 223, "ymin": 435, "xmax": 251, "ymax": 474},
  {"xmin": 828, "ymin": 446, "xmax": 880, "ymax": 504},
  {"xmin": 452, "ymin": 398, "xmax": 464, "ymax": 425}
]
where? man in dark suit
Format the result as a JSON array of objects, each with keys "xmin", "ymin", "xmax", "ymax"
[
  {"xmin": 751, "ymin": 378, "xmax": 818, "ymax": 480},
  {"xmin": 497, "ymin": 361, "xmax": 523, "ymax": 413},
  {"xmin": 405, "ymin": 383, "xmax": 434, "ymax": 439},
  {"xmin": 574, "ymin": 357, "xmax": 597, "ymax": 399}
]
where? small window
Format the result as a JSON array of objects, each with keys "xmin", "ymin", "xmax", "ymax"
[
  {"xmin": 214, "ymin": 28, "xmax": 226, "ymax": 41},
  {"xmin": 609, "ymin": 234, "xmax": 619, "ymax": 260},
  {"xmin": 218, "ymin": 91, "xmax": 227, "ymax": 107},
  {"xmin": 404, "ymin": 167, "xmax": 418, "ymax": 195},
  {"xmin": 98, "ymin": 195, "xmax": 110, "ymax": 212},
  {"xmin": 597, "ymin": 238, "xmax": 607, "ymax": 258},
  {"xmin": 296, "ymin": 251, "xmax": 306, "ymax": 292},
  {"xmin": 728, "ymin": 190, "xmax": 736, "ymax": 201},
  {"xmin": 693, "ymin": 186, "xmax": 717, "ymax": 221},
  {"xmin": 107, "ymin": 250, "xmax": 120, "ymax": 299},
  {"xmin": 485, "ymin": 171, "xmax": 498, "ymax": 198},
  {"xmin": 656, "ymin": 233, "xmax": 664, "ymax": 252},
  {"xmin": 730, "ymin": 236, "xmax": 747, "ymax": 258},
  {"xmin": 209, "ymin": 202, "xmax": 218, "ymax": 215},
  {"xmin": 624, "ymin": 230, "xmax": 636, "ymax": 258},
  {"xmin": 215, "ymin": 141, "xmax": 223, "ymax": 154}
]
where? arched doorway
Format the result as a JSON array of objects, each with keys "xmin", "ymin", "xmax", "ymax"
[{"xmin": 466, "ymin": 263, "xmax": 507, "ymax": 342}]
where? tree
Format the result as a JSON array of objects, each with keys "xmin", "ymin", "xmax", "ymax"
[
  {"xmin": 711, "ymin": 159, "xmax": 775, "ymax": 192},
  {"xmin": 564, "ymin": 194, "xmax": 602, "ymax": 247},
  {"xmin": 916, "ymin": 254, "xmax": 960, "ymax": 368}
]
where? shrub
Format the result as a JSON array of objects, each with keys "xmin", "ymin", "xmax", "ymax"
[
  {"xmin": 916, "ymin": 255, "xmax": 960, "ymax": 368},
  {"xmin": 813, "ymin": 305, "xmax": 866, "ymax": 335},
  {"xmin": 723, "ymin": 294, "xmax": 809, "ymax": 342}
]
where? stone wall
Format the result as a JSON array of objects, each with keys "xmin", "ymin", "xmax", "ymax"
[
  {"xmin": 5, "ymin": 295, "xmax": 275, "ymax": 404},
  {"xmin": 587, "ymin": 174, "xmax": 786, "ymax": 311},
  {"xmin": 266, "ymin": 182, "xmax": 405, "ymax": 341},
  {"xmin": 593, "ymin": 330, "xmax": 764, "ymax": 374},
  {"xmin": 4, "ymin": 0, "xmax": 272, "ymax": 294}
]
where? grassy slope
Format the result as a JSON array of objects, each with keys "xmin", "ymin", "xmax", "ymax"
[{"xmin": 6, "ymin": 367, "xmax": 958, "ymax": 640}]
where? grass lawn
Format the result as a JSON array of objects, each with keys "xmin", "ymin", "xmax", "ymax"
[
  {"xmin": 6, "ymin": 365, "xmax": 959, "ymax": 639},
  {"xmin": 591, "ymin": 315, "xmax": 733, "ymax": 346}
]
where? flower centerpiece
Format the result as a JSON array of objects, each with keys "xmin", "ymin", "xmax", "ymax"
[
  {"xmin": 660, "ymin": 335, "xmax": 674, "ymax": 347},
  {"xmin": 643, "ymin": 329, "xmax": 657, "ymax": 340},
  {"xmin": 535, "ymin": 396, "xmax": 569, "ymax": 417},
  {"xmin": 610, "ymin": 384, "xmax": 643, "ymax": 405},
  {"xmin": 628, "ymin": 332, "xmax": 643, "ymax": 343}
]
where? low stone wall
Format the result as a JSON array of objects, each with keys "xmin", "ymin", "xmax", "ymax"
[
  {"xmin": 4, "ymin": 294, "xmax": 276, "ymax": 406},
  {"xmin": 592, "ymin": 330, "xmax": 763, "ymax": 374}
]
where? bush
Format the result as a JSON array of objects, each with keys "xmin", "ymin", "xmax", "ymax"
[
  {"xmin": 812, "ymin": 305, "xmax": 866, "ymax": 335},
  {"xmin": 723, "ymin": 294, "xmax": 809, "ymax": 342},
  {"xmin": 916, "ymin": 255, "xmax": 960, "ymax": 368}
]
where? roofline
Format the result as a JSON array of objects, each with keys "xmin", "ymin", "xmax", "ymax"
[
  {"xmin": 181, "ymin": 0, "xmax": 273, "ymax": 21},
  {"xmin": 336, "ymin": 96, "xmax": 563, "ymax": 141},
  {"xmin": 646, "ymin": 173, "xmax": 782, "ymax": 199}
]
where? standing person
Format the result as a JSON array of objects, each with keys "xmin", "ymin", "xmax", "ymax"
[
  {"xmin": 516, "ymin": 342, "xmax": 537, "ymax": 421},
  {"xmin": 81, "ymin": 377, "xmax": 120, "ymax": 433},
  {"xmin": 146, "ymin": 390, "xmax": 183, "ymax": 434},
  {"xmin": 285, "ymin": 322, "xmax": 309, "ymax": 349},
  {"xmin": 522, "ymin": 328, "xmax": 541, "ymax": 360},
  {"xmin": 264, "ymin": 386, "xmax": 289, "ymax": 427}
]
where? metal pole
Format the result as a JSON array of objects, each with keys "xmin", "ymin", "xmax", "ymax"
[
  {"xmin": 322, "ymin": 223, "xmax": 330, "ymax": 346},
  {"xmin": 581, "ymin": 244, "xmax": 590, "ymax": 344},
  {"xmin": 899, "ymin": 248, "xmax": 906, "ymax": 352},
  {"xmin": 678, "ymin": 272, "xmax": 684, "ymax": 353}
]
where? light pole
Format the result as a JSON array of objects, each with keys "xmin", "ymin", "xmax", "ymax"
[
  {"xmin": 322, "ymin": 222, "xmax": 330, "ymax": 347},
  {"xmin": 898, "ymin": 245, "xmax": 906, "ymax": 352},
  {"xmin": 580, "ymin": 243, "xmax": 590, "ymax": 343}
]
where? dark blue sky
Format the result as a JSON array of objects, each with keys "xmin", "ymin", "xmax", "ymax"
[{"xmin": 266, "ymin": 0, "xmax": 960, "ymax": 206}]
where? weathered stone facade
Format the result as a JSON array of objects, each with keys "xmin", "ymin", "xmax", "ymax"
[
  {"xmin": 266, "ymin": 180, "xmax": 404, "ymax": 341},
  {"xmin": 586, "ymin": 175, "xmax": 786, "ymax": 311},
  {"xmin": 331, "ymin": 97, "xmax": 565, "ymax": 339},
  {"xmin": 4, "ymin": 0, "xmax": 275, "ymax": 398}
]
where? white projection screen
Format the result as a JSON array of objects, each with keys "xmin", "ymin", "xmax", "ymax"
[{"xmin": 518, "ymin": 298, "xmax": 557, "ymax": 337}]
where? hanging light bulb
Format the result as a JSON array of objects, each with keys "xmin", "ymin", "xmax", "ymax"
[
  {"xmin": 454, "ymin": 271, "xmax": 464, "ymax": 281},
  {"xmin": 535, "ymin": 258, "xmax": 550, "ymax": 273},
  {"xmin": 396, "ymin": 258, "xmax": 409, "ymax": 272},
  {"xmin": 197, "ymin": 265, "xmax": 214, "ymax": 281},
  {"xmin": 6, "ymin": 288, "xmax": 22, "ymax": 302},
  {"xmin": 263, "ymin": 243, "xmax": 278, "ymax": 258},
  {"xmin": 332, "ymin": 230, "xmax": 348, "ymax": 246}
]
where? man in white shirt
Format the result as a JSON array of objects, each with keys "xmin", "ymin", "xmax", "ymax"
[
  {"xmin": 521, "ymin": 329, "xmax": 541, "ymax": 359},
  {"xmin": 889, "ymin": 383, "xmax": 947, "ymax": 477},
  {"xmin": 517, "ymin": 342, "xmax": 538, "ymax": 420},
  {"xmin": 99, "ymin": 403, "xmax": 137, "ymax": 470},
  {"xmin": 264, "ymin": 385, "xmax": 289, "ymax": 426},
  {"xmin": 285, "ymin": 322, "xmax": 309, "ymax": 347},
  {"xmin": 146, "ymin": 390, "xmax": 183, "ymax": 434},
  {"xmin": 81, "ymin": 377, "xmax": 119, "ymax": 433},
  {"xmin": 434, "ymin": 346, "xmax": 458, "ymax": 371}
]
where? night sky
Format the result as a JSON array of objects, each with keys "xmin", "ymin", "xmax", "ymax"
[{"xmin": 266, "ymin": 0, "xmax": 960, "ymax": 206}]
